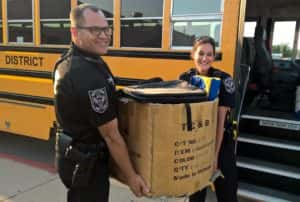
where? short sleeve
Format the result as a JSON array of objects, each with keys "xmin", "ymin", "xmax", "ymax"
[
  {"xmin": 75, "ymin": 66, "xmax": 117, "ymax": 128},
  {"xmin": 179, "ymin": 72, "xmax": 190, "ymax": 81},
  {"xmin": 218, "ymin": 75, "xmax": 236, "ymax": 108},
  {"xmin": 178, "ymin": 68, "xmax": 196, "ymax": 82}
]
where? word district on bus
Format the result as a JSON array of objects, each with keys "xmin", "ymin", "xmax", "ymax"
[{"xmin": 5, "ymin": 55, "xmax": 44, "ymax": 67}]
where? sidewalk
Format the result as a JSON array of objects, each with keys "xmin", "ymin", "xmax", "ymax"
[
  {"xmin": 0, "ymin": 156, "xmax": 191, "ymax": 202},
  {"xmin": 0, "ymin": 132, "xmax": 194, "ymax": 202},
  {"xmin": 0, "ymin": 132, "xmax": 255, "ymax": 202}
]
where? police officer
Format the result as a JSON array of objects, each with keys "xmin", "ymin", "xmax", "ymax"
[
  {"xmin": 179, "ymin": 36, "xmax": 238, "ymax": 202},
  {"xmin": 53, "ymin": 4, "xmax": 149, "ymax": 202}
]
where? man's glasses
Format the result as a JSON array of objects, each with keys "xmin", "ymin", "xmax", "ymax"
[{"xmin": 77, "ymin": 26, "xmax": 112, "ymax": 37}]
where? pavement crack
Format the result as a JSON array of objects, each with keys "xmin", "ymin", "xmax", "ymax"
[{"xmin": 1, "ymin": 176, "xmax": 58, "ymax": 202}]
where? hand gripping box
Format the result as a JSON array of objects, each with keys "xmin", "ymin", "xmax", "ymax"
[{"xmin": 115, "ymin": 98, "xmax": 218, "ymax": 197}]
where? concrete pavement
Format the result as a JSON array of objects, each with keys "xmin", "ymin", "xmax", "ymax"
[
  {"xmin": 0, "ymin": 156, "xmax": 186, "ymax": 202},
  {"xmin": 0, "ymin": 132, "xmax": 254, "ymax": 202},
  {"xmin": 0, "ymin": 132, "xmax": 195, "ymax": 202}
]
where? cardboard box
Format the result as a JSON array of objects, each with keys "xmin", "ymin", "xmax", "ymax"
[{"xmin": 116, "ymin": 99, "xmax": 218, "ymax": 197}]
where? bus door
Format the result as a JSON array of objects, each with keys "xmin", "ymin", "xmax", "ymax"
[{"xmin": 237, "ymin": 0, "xmax": 300, "ymax": 201}]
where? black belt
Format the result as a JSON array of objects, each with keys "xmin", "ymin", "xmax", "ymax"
[{"xmin": 56, "ymin": 131, "xmax": 108, "ymax": 160}]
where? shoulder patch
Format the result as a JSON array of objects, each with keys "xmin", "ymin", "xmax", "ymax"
[
  {"xmin": 88, "ymin": 88, "xmax": 109, "ymax": 114},
  {"xmin": 223, "ymin": 77, "xmax": 235, "ymax": 94}
]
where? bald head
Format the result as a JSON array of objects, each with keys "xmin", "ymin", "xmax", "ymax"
[{"xmin": 70, "ymin": 3, "xmax": 105, "ymax": 27}]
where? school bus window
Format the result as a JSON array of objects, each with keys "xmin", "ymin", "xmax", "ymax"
[
  {"xmin": 244, "ymin": 21, "xmax": 257, "ymax": 38},
  {"xmin": 297, "ymin": 32, "xmax": 300, "ymax": 59},
  {"xmin": 41, "ymin": 22, "xmax": 70, "ymax": 45},
  {"xmin": 40, "ymin": 0, "xmax": 71, "ymax": 45},
  {"xmin": 8, "ymin": 22, "xmax": 33, "ymax": 43},
  {"xmin": 173, "ymin": 0, "xmax": 222, "ymax": 15},
  {"xmin": 120, "ymin": 0, "xmax": 163, "ymax": 48},
  {"xmin": 7, "ymin": 0, "xmax": 33, "ymax": 43},
  {"xmin": 272, "ymin": 21, "xmax": 296, "ymax": 60},
  {"xmin": 0, "ymin": 22, "xmax": 2, "ymax": 43},
  {"xmin": 172, "ymin": 20, "xmax": 221, "ymax": 48},
  {"xmin": 171, "ymin": 0, "xmax": 223, "ymax": 49},
  {"xmin": 78, "ymin": 0, "xmax": 113, "ymax": 17},
  {"xmin": 40, "ymin": 0, "xmax": 70, "ymax": 19},
  {"xmin": 78, "ymin": 0, "xmax": 113, "ymax": 46},
  {"xmin": 0, "ymin": 0, "xmax": 2, "ymax": 43}
]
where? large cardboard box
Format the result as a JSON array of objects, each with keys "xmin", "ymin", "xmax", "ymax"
[{"xmin": 116, "ymin": 99, "xmax": 218, "ymax": 197}]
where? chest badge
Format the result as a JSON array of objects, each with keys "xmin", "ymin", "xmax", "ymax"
[
  {"xmin": 88, "ymin": 87, "xmax": 109, "ymax": 114},
  {"xmin": 107, "ymin": 77, "xmax": 115, "ymax": 87},
  {"xmin": 223, "ymin": 77, "xmax": 235, "ymax": 94}
]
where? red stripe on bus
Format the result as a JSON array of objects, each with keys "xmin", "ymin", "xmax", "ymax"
[{"xmin": 0, "ymin": 153, "xmax": 56, "ymax": 174}]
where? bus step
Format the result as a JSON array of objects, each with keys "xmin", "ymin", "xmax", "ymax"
[
  {"xmin": 237, "ymin": 157, "xmax": 300, "ymax": 195},
  {"xmin": 239, "ymin": 118, "xmax": 300, "ymax": 141},
  {"xmin": 237, "ymin": 133, "xmax": 300, "ymax": 167},
  {"xmin": 237, "ymin": 156, "xmax": 300, "ymax": 180},
  {"xmin": 240, "ymin": 114, "xmax": 300, "ymax": 132},
  {"xmin": 238, "ymin": 133, "xmax": 300, "ymax": 151},
  {"xmin": 238, "ymin": 182, "xmax": 300, "ymax": 202}
]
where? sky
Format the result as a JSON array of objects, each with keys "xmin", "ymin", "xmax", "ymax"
[{"xmin": 244, "ymin": 21, "xmax": 298, "ymax": 49}]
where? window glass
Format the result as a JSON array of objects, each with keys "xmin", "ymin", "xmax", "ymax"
[
  {"xmin": 0, "ymin": 0, "xmax": 2, "ymax": 43},
  {"xmin": 272, "ymin": 21, "xmax": 296, "ymax": 59},
  {"xmin": 8, "ymin": 0, "xmax": 33, "ymax": 43},
  {"xmin": 121, "ymin": 0, "xmax": 163, "ymax": 48},
  {"xmin": 0, "ymin": 23, "xmax": 2, "ymax": 43},
  {"xmin": 121, "ymin": 0, "xmax": 163, "ymax": 17},
  {"xmin": 78, "ymin": 0, "xmax": 113, "ymax": 17},
  {"xmin": 243, "ymin": 21, "xmax": 256, "ymax": 37},
  {"xmin": 296, "ymin": 31, "xmax": 300, "ymax": 60},
  {"xmin": 40, "ymin": 0, "xmax": 70, "ymax": 19},
  {"xmin": 40, "ymin": 0, "xmax": 71, "ymax": 44},
  {"xmin": 8, "ymin": 22, "xmax": 33, "ymax": 43},
  {"xmin": 7, "ymin": 0, "xmax": 32, "ymax": 20},
  {"xmin": 172, "ymin": 20, "xmax": 221, "ymax": 47},
  {"xmin": 41, "ymin": 22, "xmax": 71, "ymax": 45},
  {"xmin": 173, "ymin": 0, "xmax": 222, "ymax": 15},
  {"xmin": 121, "ymin": 20, "xmax": 162, "ymax": 48},
  {"xmin": 0, "ymin": 0, "xmax": 2, "ymax": 18},
  {"xmin": 171, "ymin": 0, "xmax": 223, "ymax": 48}
]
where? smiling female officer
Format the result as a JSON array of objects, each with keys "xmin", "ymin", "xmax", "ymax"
[{"xmin": 179, "ymin": 36, "xmax": 238, "ymax": 202}]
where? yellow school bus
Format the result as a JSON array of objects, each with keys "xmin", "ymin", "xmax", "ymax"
[
  {"xmin": 0, "ymin": 0, "xmax": 243, "ymax": 140},
  {"xmin": 0, "ymin": 0, "xmax": 300, "ymax": 200}
]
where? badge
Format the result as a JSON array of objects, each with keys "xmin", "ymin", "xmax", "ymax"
[
  {"xmin": 88, "ymin": 88, "xmax": 109, "ymax": 114},
  {"xmin": 223, "ymin": 77, "xmax": 235, "ymax": 94},
  {"xmin": 107, "ymin": 77, "xmax": 115, "ymax": 86}
]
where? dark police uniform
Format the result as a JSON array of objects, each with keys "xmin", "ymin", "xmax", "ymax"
[
  {"xmin": 53, "ymin": 43, "xmax": 117, "ymax": 202},
  {"xmin": 179, "ymin": 67, "xmax": 238, "ymax": 202}
]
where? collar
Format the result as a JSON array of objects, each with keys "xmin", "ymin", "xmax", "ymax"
[
  {"xmin": 193, "ymin": 67, "xmax": 216, "ymax": 77},
  {"xmin": 70, "ymin": 43, "xmax": 100, "ymax": 60}
]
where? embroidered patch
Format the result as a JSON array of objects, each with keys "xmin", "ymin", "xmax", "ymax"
[
  {"xmin": 223, "ymin": 77, "xmax": 235, "ymax": 94},
  {"xmin": 107, "ymin": 77, "xmax": 115, "ymax": 87},
  {"xmin": 88, "ymin": 88, "xmax": 109, "ymax": 114}
]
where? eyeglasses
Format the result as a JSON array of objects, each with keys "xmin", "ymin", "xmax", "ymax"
[{"xmin": 77, "ymin": 26, "xmax": 112, "ymax": 36}]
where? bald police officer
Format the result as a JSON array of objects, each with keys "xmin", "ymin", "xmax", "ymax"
[{"xmin": 53, "ymin": 4, "xmax": 149, "ymax": 202}]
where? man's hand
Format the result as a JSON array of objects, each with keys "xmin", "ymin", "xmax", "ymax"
[
  {"xmin": 213, "ymin": 152, "xmax": 219, "ymax": 172},
  {"xmin": 213, "ymin": 159, "xmax": 218, "ymax": 172},
  {"xmin": 98, "ymin": 119, "xmax": 150, "ymax": 197},
  {"xmin": 127, "ymin": 174, "xmax": 150, "ymax": 197}
]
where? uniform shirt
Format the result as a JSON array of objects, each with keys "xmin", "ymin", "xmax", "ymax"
[
  {"xmin": 54, "ymin": 43, "xmax": 117, "ymax": 144},
  {"xmin": 179, "ymin": 67, "xmax": 236, "ymax": 108}
]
